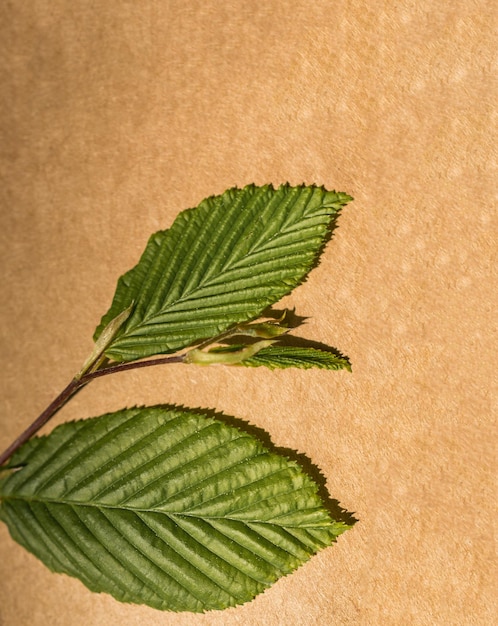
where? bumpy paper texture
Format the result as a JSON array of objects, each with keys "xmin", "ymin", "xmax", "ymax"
[{"xmin": 0, "ymin": 2, "xmax": 495, "ymax": 625}]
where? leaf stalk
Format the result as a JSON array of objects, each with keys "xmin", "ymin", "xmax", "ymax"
[
  {"xmin": 0, "ymin": 353, "xmax": 186, "ymax": 467},
  {"xmin": 0, "ymin": 377, "xmax": 84, "ymax": 467}
]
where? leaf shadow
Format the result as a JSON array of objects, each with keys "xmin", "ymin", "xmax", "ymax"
[{"xmin": 169, "ymin": 404, "xmax": 357, "ymax": 528}]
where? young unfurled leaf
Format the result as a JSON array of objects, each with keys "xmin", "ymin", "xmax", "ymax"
[
  {"xmin": 185, "ymin": 339, "xmax": 276, "ymax": 365},
  {"xmin": 95, "ymin": 184, "xmax": 352, "ymax": 362},
  {"xmin": 0, "ymin": 406, "xmax": 351, "ymax": 612},
  {"xmin": 241, "ymin": 345, "xmax": 352, "ymax": 371},
  {"xmin": 190, "ymin": 343, "xmax": 351, "ymax": 371}
]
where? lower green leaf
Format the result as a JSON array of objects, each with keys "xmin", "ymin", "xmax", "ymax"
[{"xmin": 0, "ymin": 406, "xmax": 351, "ymax": 612}]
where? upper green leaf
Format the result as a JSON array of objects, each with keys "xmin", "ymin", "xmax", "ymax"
[
  {"xmin": 0, "ymin": 406, "xmax": 351, "ymax": 612},
  {"xmin": 95, "ymin": 184, "xmax": 352, "ymax": 362}
]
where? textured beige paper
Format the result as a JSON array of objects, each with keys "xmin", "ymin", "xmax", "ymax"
[{"xmin": 0, "ymin": 2, "xmax": 495, "ymax": 624}]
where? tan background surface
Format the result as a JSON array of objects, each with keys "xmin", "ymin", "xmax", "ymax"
[{"xmin": 0, "ymin": 2, "xmax": 496, "ymax": 625}]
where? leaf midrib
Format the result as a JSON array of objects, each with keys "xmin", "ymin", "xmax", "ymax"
[{"xmin": 1, "ymin": 494, "xmax": 330, "ymax": 529}]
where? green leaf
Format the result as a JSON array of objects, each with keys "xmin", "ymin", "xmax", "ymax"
[
  {"xmin": 241, "ymin": 345, "xmax": 352, "ymax": 370},
  {"xmin": 95, "ymin": 184, "xmax": 352, "ymax": 362},
  {"xmin": 0, "ymin": 406, "xmax": 351, "ymax": 612}
]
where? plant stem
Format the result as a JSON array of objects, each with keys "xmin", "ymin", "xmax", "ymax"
[
  {"xmin": 0, "ymin": 353, "xmax": 186, "ymax": 467},
  {"xmin": 83, "ymin": 354, "xmax": 185, "ymax": 381},
  {"xmin": 0, "ymin": 377, "xmax": 85, "ymax": 467}
]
